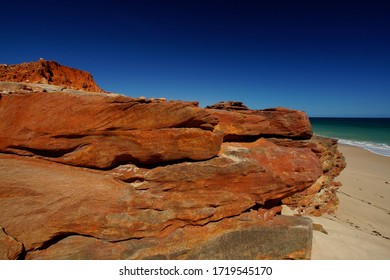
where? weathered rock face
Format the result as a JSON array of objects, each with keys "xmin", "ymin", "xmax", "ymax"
[
  {"xmin": 0, "ymin": 91, "xmax": 219, "ymax": 169},
  {"xmin": 0, "ymin": 227, "xmax": 23, "ymax": 260},
  {"xmin": 0, "ymin": 140, "xmax": 320, "ymax": 251},
  {"xmin": 0, "ymin": 59, "xmax": 102, "ymax": 92},
  {"xmin": 0, "ymin": 152, "xmax": 314, "ymax": 260},
  {"xmin": 272, "ymin": 136, "xmax": 346, "ymax": 216},
  {"xmin": 0, "ymin": 62, "xmax": 345, "ymax": 259},
  {"xmin": 25, "ymin": 215, "xmax": 313, "ymax": 260},
  {"xmin": 206, "ymin": 100, "xmax": 249, "ymax": 110},
  {"xmin": 0, "ymin": 81, "xmax": 98, "ymax": 95},
  {"xmin": 207, "ymin": 102, "xmax": 313, "ymax": 141}
]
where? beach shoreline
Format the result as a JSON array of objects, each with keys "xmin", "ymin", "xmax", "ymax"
[
  {"xmin": 301, "ymin": 144, "xmax": 390, "ymax": 259},
  {"xmin": 310, "ymin": 117, "xmax": 390, "ymax": 158}
]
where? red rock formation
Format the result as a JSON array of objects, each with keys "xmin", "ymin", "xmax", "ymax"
[
  {"xmin": 206, "ymin": 100, "xmax": 249, "ymax": 110},
  {"xmin": 0, "ymin": 92, "xmax": 219, "ymax": 168},
  {"xmin": 25, "ymin": 215, "xmax": 313, "ymax": 260},
  {"xmin": 0, "ymin": 139, "xmax": 320, "ymax": 251},
  {"xmin": 0, "ymin": 59, "xmax": 103, "ymax": 92},
  {"xmin": 206, "ymin": 102, "xmax": 313, "ymax": 141},
  {"xmin": 0, "ymin": 62, "xmax": 346, "ymax": 259},
  {"xmin": 270, "ymin": 136, "xmax": 346, "ymax": 216},
  {"xmin": 0, "ymin": 150, "xmax": 315, "ymax": 259}
]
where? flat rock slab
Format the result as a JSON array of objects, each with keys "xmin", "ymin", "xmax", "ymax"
[
  {"xmin": 26, "ymin": 215, "xmax": 312, "ymax": 260},
  {"xmin": 185, "ymin": 216, "xmax": 313, "ymax": 260}
]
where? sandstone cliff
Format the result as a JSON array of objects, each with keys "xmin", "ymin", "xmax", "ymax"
[
  {"xmin": 0, "ymin": 61, "xmax": 345, "ymax": 260},
  {"xmin": 0, "ymin": 59, "xmax": 102, "ymax": 92}
]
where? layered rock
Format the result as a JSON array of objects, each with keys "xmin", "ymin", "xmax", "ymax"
[
  {"xmin": 0, "ymin": 59, "xmax": 102, "ymax": 92},
  {"xmin": 0, "ymin": 81, "xmax": 99, "ymax": 95},
  {"xmin": 0, "ymin": 91, "xmax": 219, "ymax": 169},
  {"xmin": 26, "ymin": 215, "xmax": 313, "ymax": 260},
  {"xmin": 271, "ymin": 136, "xmax": 346, "ymax": 215},
  {"xmin": 0, "ymin": 140, "xmax": 320, "ymax": 252},
  {"xmin": 203, "ymin": 102, "xmax": 346, "ymax": 216},
  {"xmin": 207, "ymin": 102, "xmax": 313, "ymax": 141},
  {"xmin": 0, "ymin": 62, "xmax": 345, "ymax": 259}
]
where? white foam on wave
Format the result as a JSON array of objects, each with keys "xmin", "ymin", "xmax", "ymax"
[{"xmin": 338, "ymin": 139, "xmax": 390, "ymax": 157}]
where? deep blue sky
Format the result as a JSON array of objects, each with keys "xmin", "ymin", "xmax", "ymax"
[{"xmin": 1, "ymin": 0, "xmax": 389, "ymax": 117}]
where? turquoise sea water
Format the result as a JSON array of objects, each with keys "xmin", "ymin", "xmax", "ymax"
[{"xmin": 310, "ymin": 118, "xmax": 390, "ymax": 157}]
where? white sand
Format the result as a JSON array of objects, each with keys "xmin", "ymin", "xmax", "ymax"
[{"xmin": 285, "ymin": 145, "xmax": 390, "ymax": 259}]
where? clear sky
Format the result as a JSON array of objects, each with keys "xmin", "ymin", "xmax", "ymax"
[{"xmin": 1, "ymin": 0, "xmax": 389, "ymax": 117}]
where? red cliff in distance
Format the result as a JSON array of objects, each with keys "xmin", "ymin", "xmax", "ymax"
[{"xmin": 0, "ymin": 59, "xmax": 103, "ymax": 92}]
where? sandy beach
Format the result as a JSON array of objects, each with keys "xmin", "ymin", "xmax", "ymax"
[{"xmin": 300, "ymin": 145, "xmax": 390, "ymax": 259}]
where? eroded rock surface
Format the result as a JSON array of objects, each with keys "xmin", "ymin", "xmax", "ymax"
[
  {"xmin": 0, "ymin": 61, "xmax": 345, "ymax": 259},
  {"xmin": 0, "ymin": 140, "xmax": 320, "ymax": 251},
  {"xmin": 0, "ymin": 227, "xmax": 23, "ymax": 260},
  {"xmin": 0, "ymin": 59, "xmax": 102, "ymax": 92},
  {"xmin": 26, "ymin": 215, "xmax": 312, "ymax": 260},
  {"xmin": 0, "ymin": 91, "xmax": 219, "ymax": 169},
  {"xmin": 209, "ymin": 105, "xmax": 313, "ymax": 141},
  {"xmin": 273, "ymin": 136, "xmax": 346, "ymax": 215}
]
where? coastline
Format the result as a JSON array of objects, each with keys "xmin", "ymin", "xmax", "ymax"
[
  {"xmin": 309, "ymin": 144, "xmax": 390, "ymax": 259},
  {"xmin": 310, "ymin": 117, "xmax": 390, "ymax": 158}
]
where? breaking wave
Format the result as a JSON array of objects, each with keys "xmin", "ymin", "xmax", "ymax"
[{"xmin": 338, "ymin": 139, "xmax": 390, "ymax": 157}]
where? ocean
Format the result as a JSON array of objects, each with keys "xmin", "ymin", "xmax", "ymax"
[{"xmin": 310, "ymin": 118, "xmax": 390, "ymax": 157}]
